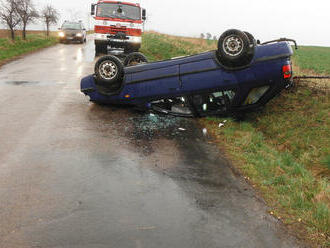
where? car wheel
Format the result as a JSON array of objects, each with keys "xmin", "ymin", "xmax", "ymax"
[
  {"xmin": 94, "ymin": 55, "xmax": 124, "ymax": 91},
  {"xmin": 124, "ymin": 52, "xmax": 148, "ymax": 67},
  {"xmin": 217, "ymin": 29, "xmax": 255, "ymax": 68},
  {"xmin": 244, "ymin": 31, "xmax": 257, "ymax": 47}
]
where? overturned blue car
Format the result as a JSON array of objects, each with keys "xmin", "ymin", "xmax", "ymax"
[{"xmin": 81, "ymin": 29, "xmax": 295, "ymax": 117}]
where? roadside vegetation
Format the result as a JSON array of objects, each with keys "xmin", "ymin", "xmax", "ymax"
[
  {"xmin": 141, "ymin": 32, "xmax": 330, "ymax": 247},
  {"xmin": 0, "ymin": 0, "xmax": 59, "ymax": 40},
  {"xmin": 0, "ymin": 32, "xmax": 57, "ymax": 66},
  {"xmin": 141, "ymin": 31, "xmax": 217, "ymax": 61},
  {"xmin": 0, "ymin": 0, "xmax": 60, "ymax": 66}
]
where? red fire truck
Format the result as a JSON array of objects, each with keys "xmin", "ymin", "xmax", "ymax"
[{"xmin": 91, "ymin": 1, "xmax": 146, "ymax": 54}]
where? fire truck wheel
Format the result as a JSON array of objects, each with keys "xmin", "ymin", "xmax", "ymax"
[
  {"xmin": 124, "ymin": 45, "xmax": 140, "ymax": 54},
  {"xmin": 217, "ymin": 29, "xmax": 254, "ymax": 68},
  {"xmin": 124, "ymin": 52, "xmax": 148, "ymax": 67},
  {"xmin": 94, "ymin": 55, "xmax": 124, "ymax": 91}
]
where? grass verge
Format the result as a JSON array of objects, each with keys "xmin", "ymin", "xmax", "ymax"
[
  {"xmin": 201, "ymin": 82, "xmax": 329, "ymax": 247},
  {"xmin": 0, "ymin": 34, "xmax": 58, "ymax": 66},
  {"xmin": 141, "ymin": 31, "xmax": 216, "ymax": 61},
  {"xmin": 141, "ymin": 32, "xmax": 330, "ymax": 247}
]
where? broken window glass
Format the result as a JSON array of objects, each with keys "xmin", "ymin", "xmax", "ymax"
[
  {"xmin": 192, "ymin": 90, "xmax": 236, "ymax": 115},
  {"xmin": 151, "ymin": 97, "xmax": 193, "ymax": 116}
]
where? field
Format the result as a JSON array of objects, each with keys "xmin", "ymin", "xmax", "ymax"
[
  {"xmin": 0, "ymin": 29, "xmax": 57, "ymax": 38},
  {"xmin": 0, "ymin": 30, "xmax": 58, "ymax": 66},
  {"xmin": 293, "ymin": 46, "xmax": 330, "ymax": 75},
  {"xmin": 141, "ymin": 31, "xmax": 217, "ymax": 61},
  {"xmin": 141, "ymin": 32, "xmax": 330, "ymax": 247}
]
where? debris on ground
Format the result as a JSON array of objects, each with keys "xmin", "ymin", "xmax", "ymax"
[
  {"xmin": 218, "ymin": 120, "xmax": 227, "ymax": 128},
  {"xmin": 202, "ymin": 128, "xmax": 208, "ymax": 135}
]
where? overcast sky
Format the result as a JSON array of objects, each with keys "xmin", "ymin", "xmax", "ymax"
[{"xmin": 3, "ymin": 0, "xmax": 330, "ymax": 46}]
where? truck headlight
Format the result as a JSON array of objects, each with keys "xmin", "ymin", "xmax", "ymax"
[
  {"xmin": 58, "ymin": 32, "xmax": 65, "ymax": 38},
  {"xmin": 76, "ymin": 33, "xmax": 83, "ymax": 37}
]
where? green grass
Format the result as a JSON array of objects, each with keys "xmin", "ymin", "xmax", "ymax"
[
  {"xmin": 141, "ymin": 32, "xmax": 217, "ymax": 61},
  {"xmin": 0, "ymin": 34, "xmax": 57, "ymax": 64},
  {"xmin": 141, "ymin": 33, "xmax": 192, "ymax": 61},
  {"xmin": 293, "ymin": 46, "xmax": 330, "ymax": 75},
  {"xmin": 141, "ymin": 32, "xmax": 330, "ymax": 247},
  {"xmin": 202, "ymin": 84, "xmax": 329, "ymax": 246},
  {"xmin": 252, "ymin": 86, "xmax": 330, "ymax": 171}
]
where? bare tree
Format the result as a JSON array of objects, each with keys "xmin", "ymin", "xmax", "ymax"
[
  {"xmin": 0, "ymin": 0, "xmax": 21, "ymax": 40},
  {"xmin": 206, "ymin": 32, "xmax": 212, "ymax": 40},
  {"xmin": 213, "ymin": 35, "xmax": 217, "ymax": 41},
  {"xmin": 14, "ymin": 0, "xmax": 38, "ymax": 40},
  {"xmin": 41, "ymin": 4, "xmax": 59, "ymax": 36},
  {"xmin": 200, "ymin": 33, "xmax": 205, "ymax": 39}
]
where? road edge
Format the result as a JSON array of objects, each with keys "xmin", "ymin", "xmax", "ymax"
[{"xmin": 0, "ymin": 40, "xmax": 59, "ymax": 70}]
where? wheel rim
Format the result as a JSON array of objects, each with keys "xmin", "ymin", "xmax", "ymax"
[
  {"xmin": 99, "ymin": 61, "xmax": 118, "ymax": 80},
  {"xmin": 223, "ymin": 35, "xmax": 244, "ymax": 57}
]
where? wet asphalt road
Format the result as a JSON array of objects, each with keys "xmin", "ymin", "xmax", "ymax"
[{"xmin": 0, "ymin": 37, "xmax": 303, "ymax": 248}]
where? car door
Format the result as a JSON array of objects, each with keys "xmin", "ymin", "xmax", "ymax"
[
  {"xmin": 126, "ymin": 63, "xmax": 181, "ymax": 99},
  {"xmin": 179, "ymin": 58, "xmax": 239, "ymax": 116}
]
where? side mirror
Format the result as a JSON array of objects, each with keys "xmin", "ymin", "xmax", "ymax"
[
  {"xmin": 142, "ymin": 9, "xmax": 146, "ymax": 20},
  {"xmin": 91, "ymin": 4, "xmax": 96, "ymax": 15}
]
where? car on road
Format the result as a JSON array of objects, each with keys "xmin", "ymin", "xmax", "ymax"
[
  {"xmin": 58, "ymin": 21, "xmax": 87, "ymax": 44},
  {"xmin": 81, "ymin": 29, "xmax": 295, "ymax": 117}
]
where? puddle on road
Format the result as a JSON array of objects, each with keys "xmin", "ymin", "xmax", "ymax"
[
  {"xmin": 5, "ymin": 81, "xmax": 40, "ymax": 86},
  {"xmin": 3, "ymin": 81, "xmax": 65, "ymax": 86}
]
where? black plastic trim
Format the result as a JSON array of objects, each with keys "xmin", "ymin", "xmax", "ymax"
[{"xmin": 254, "ymin": 53, "xmax": 292, "ymax": 63}]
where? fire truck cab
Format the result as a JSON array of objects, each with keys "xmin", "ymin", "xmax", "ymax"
[{"xmin": 91, "ymin": 1, "xmax": 146, "ymax": 54}]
